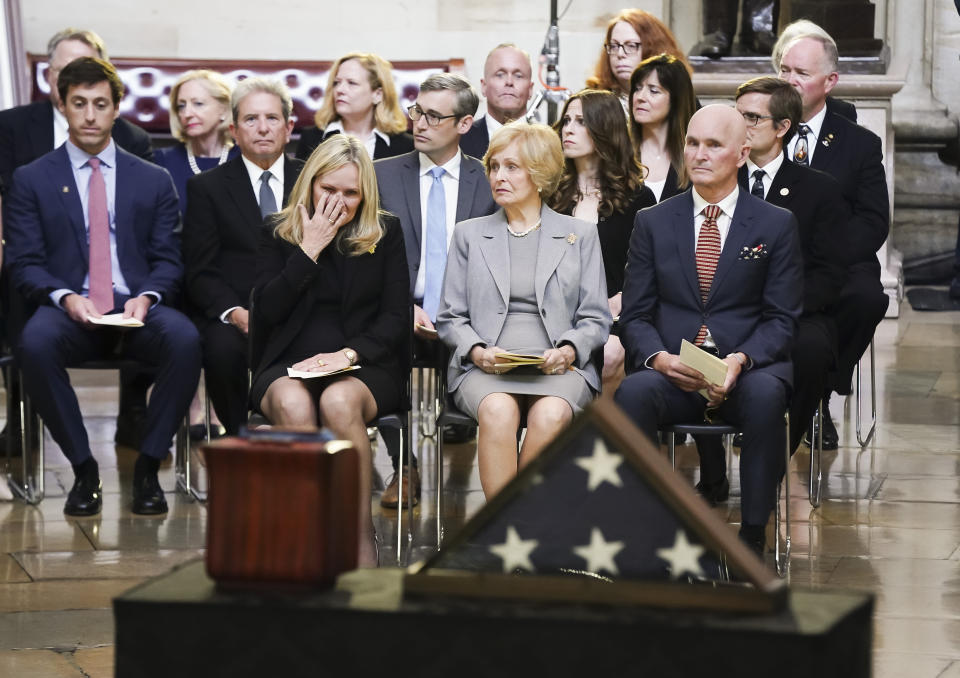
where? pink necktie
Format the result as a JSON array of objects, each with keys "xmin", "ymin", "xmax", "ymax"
[
  {"xmin": 694, "ymin": 204, "xmax": 722, "ymax": 346},
  {"xmin": 87, "ymin": 157, "xmax": 113, "ymax": 313}
]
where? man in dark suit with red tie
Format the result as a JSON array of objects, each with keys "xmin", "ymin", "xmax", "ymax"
[
  {"xmin": 615, "ymin": 104, "xmax": 803, "ymax": 555},
  {"xmin": 691, "ymin": 77, "xmax": 849, "ymax": 491},
  {"xmin": 779, "ymin": 28, "xmax": 890, "ymax": 449},
  {"xmin": 182, "ymin": 78, "xmax": 302, "ymax": 436},
  {"xmin": 3, "ymin": 57, "xmax": 200, "ymax": 516},
  {"xmin": 0, "ymin": 28, "xmax": 155, "ymax": 451}
]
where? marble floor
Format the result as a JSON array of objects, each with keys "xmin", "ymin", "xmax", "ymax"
[{"xmin": 1, "ymin": 298, "xmax": 959, "ymax": 677}]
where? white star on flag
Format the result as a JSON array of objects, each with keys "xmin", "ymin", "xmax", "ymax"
[
  {"xmin": 489, "ymin": 526, "xmax": 538, "ymax": 573},
  {"xmin": 656, "ymin": 529, "xmax": 706, "ymax": 579},
  {"xmin": 574, "ymin": 438, "xmax": 623, "ymax": 491},
  {"xmin": 573, "ymin": 527, "xmax": 625, "ymax": 575}
]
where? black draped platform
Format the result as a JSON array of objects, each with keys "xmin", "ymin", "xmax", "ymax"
[{"xmin": 114, "ymin": 559, "xmax": 872, "ymax": 677}]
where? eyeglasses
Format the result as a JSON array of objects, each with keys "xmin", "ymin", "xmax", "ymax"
[
  {"xmin": 408, "ymin": 104, "xmax": 458, "ymax": 128},
  {"xmin": 605, "ymin": 40, "xmax": 642, "ymax": 56},
  {"xmin": 741, "ymin": 112, "xmax": 776, "ymax": 127}
]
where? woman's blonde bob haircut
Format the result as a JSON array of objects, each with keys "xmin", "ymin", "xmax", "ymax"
[
  {"xmin": 273, "ymin": 134, "xmax": 385, "ymax": 257},
  {"xmin": 483, "ymin": 121, "xmax": 565, "ymax": 199},
  {"xmin": 313, "ymin": 53, "xmax": 408, "ymax": 135},
  {"xmin": 168, "ymin": 70, "xmax": 234, "ymax": 146}
]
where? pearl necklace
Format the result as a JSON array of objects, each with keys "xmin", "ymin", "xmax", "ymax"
[
  {"xmin": 186, "ymin": 144, "xmax": 231, "ymax": 175},
  {"xmin": 506, "ymin": 219, "xmax": 542, "ymax": 238}
]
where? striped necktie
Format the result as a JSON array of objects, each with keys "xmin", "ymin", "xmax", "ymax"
[{"xmin": 694, "ymin": 204, "xmax": 722, "ymax": 345}]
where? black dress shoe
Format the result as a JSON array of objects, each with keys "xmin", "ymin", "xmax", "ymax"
[
  {"xmin": 188, "ymin": 423, "xmax": 226, "ymax": 442},
  {"xmin": 695, "ymin": 475, "xmax": 730, "ymax": 506},
  {"xmin": 64, "ymin": 476, "xmax": 102, "ymax": 516},
  {"xmin": 692, "ymin": 30, "xmax": 733, "ymax": 58},
  {"xmin": 132, "ymin": 475, "xmax": 168, "ymax": 515},
  {"xmin": 442, "ymin": 423, "xmax": 476, "ymax": 445},
  {"xmin": 820, "ymin": 408, "xmax": 839, "ymax": 450}
]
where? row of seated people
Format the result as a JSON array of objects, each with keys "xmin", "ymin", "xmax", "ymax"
[{"xmin": 0, "ymin": 18, "xmax": 888, "ymax": 568}]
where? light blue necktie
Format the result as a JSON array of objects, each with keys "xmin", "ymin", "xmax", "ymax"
[{"xmin": 422, "ymin": 166, "xmax": 447, "ymax": 321}]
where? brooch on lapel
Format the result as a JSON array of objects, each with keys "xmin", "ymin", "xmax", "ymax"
[
  {"xmin": 566, "ymin": 233, "xmax": 577, "ymax": 244},
  {"xmin": 738, "ymin": 243, "xmax": 768, "ymax": 260},
  {"xmin": 779, "ymin": 187, "xmax": 790, "ymax": 197},
  {"xmin": 62, "ymin": 186, "xmax": 70, "ymax": 193},
  {"xmin": 821, "ymin": 132, "xmax": 835, "ymax": 148}
]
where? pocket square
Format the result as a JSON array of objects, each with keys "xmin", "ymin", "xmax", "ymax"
[{"xmin": 738, "ymin": 244, "xmax": 769, "ymax": 260}]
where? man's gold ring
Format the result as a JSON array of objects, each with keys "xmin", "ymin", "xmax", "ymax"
[{"xmin": 316, "ymin": 359, "xmax": 326, "ymax": 366}]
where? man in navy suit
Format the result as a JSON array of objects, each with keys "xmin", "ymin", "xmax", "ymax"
[
  {"xmin": 0, "ymin": 28, "xmax": 155, "ymax": 452},
  {"xmin": 459, "ymin": 44, "xmax": 534, "ymax": 160},
  {"xmin": 779, "ymin": 28, "xmax": 889, "ymax": 449},
  {"xmin": 374, "ymin": 73, "xmax": 496, "ymax": 507},
  {"xmin": 615, "ymin": 104, "xmax": 803, "ymax": 555},
  {"xmin": 4, "ymin": 57, "xmax": 200, "ymax": 516}
]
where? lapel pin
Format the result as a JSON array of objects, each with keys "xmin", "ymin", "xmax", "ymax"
[
  {"xmin": 566, "ymin": 233, "xmax": 577, "ymax": 244},
  {"xmin": 62, "ymin": 186, "xmax": 70, "ymax": 193},
  {"xmin": 779, "ymin": 187, "xmax": 790, "ymax": 197}
]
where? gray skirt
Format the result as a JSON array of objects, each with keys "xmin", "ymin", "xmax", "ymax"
[{"xmin": 452, "ymin": 312, "xmax": 594, "ymax": 419}]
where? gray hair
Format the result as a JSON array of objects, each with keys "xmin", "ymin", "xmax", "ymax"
[
  {"xmin": 47, "ymin": 28, "xmax": 107, "ymax": 60},
  {"xmin": 418, "ymin": 73, "xmax": 479, "ymax": 118},
  {"xmin": 230, "ymin": 77, "xmax": 293, "ymax": 123},
  {"xmin": 772, "ymin": 20, "xmax": 839, "ymax": 73}
]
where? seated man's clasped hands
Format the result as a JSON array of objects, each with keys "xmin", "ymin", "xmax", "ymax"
[
  {"xmin": 251, "ymin": 134, "xmax": 409, "ymax": 568},
  {"xmin": 437, "ymin": 122, "xmax": 611, "ymax": 500}
]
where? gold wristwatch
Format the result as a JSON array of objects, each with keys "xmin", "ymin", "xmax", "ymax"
[{"xmin": 343, "ymin": 348, "xmax": 358, "ymax": 365}]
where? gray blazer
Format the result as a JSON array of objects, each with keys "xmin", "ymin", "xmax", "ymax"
[
  {"xmin": 374, "ymin": 150, "xmax": 496, "ymax": 297},
  {"xmin": 437, "ymin": 205, "xmax": 612, "ymax": 393}
]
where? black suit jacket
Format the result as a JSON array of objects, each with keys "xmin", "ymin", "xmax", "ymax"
[
  {"xmin": 294, "ymin": 126, "xmax": 414, "ymax": 162},
  {"xmin": 252, "ymin": 214, "xmax": 410, "ymax": 385},
  {"xmin": 459, "ymin": 116, "xmax": 490, "ymax": 160},
  {"xmin": 182, "ymin": 154, "xmax": 303, "ymax": 323},
  {"xmin": 0, "ymin": 100, "xmax": 153, "ymax": 195},
  {"xmin": 826, "ymin": 96, "xmax": 857, "ymax": 123},
  {"xmin": 739, "ymin": 157, "xmax": 847, "ymax": 314},
  {"xmin": 808, "ymin": 111, "xmax": 888, "ymax": 272},
  {"xmin": 373, "ymin": 150, "xmax": 496, "ymax": 297}
]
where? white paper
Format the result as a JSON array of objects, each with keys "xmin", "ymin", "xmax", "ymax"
[
  {"xmin": 86, "ymin": 313, "xmax": 144, "ymax": 328},
  {"xmin": 286, "ymin": 365, "xmax": 361, "ymax": 379}
]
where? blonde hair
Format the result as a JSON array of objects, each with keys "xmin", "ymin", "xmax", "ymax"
[
  {"xmin": 313, "ymin": 53, "xmax": 408, "ymax": 135},
  {"xmin": 274, "ymin": 134, "xmax": 385, "ymax": 257},
  {"xmin": 484, "ymin": 121, "xmax": 564, "ymax": 199},
  {"xmin": 168, "ymin": 70, "xmax": 233, "ymax": 146}
]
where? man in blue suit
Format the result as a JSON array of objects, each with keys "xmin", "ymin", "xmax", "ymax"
[
  {"xmin": 615, "ymin": 104, "xmax": 803, "ymax": 555},
  {"xmin": 4, "ymin": 57, "xmax": 201, "ymax": 516}
]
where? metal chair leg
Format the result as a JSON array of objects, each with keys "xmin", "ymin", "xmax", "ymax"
[
  {"xmin": 9, "ymin": 388, "xmax": 44, "ymax": 504},
  {"xmin": 395, "ymin": 445, "xmax": 404, "ymax": 566},
  {"xmin": 809, "ymin": 401, "xmax": 823, "ymax": 508},
  {"xmin": 776, "ymin": 412, "xmax": 791, "ymax": 578},
  {"xmin": 855, "ymin": 339, "xmax": 877, "ymax": 447},
  {"xmin": 668, "ymin": 433, "xmax": 676, "ymax": 469}
]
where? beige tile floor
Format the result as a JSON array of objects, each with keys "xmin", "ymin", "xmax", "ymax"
[{"xmin": 1, "ymin": 299, "xmax": 959, "ymax": 676}]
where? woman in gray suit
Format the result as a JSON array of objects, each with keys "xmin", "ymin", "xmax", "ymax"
[{"xmin": 437, "ymin": 122, "xmax": 611, "ymax": 499}]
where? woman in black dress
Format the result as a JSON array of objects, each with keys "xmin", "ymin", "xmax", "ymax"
[
  {"xmin": 550, "ymin": 89, "xmax": 655, "ymax": 393},
  {"xmin": 295, "ymin": 52, "xmax": 414, "ymax": 161},
  {"xmin": 629, "ymin": 54, "xmax": 696, "ymax": 203},
  {"xmin": 252, "ymin": 134, "xmax": 409, "ymax": 567}
]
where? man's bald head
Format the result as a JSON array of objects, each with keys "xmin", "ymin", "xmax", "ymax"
[{"xmin": 683, "ymin": 104, "xmax": 750, "ymax": 202}]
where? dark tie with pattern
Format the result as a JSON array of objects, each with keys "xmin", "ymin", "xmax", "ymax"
[
  {"xmin": 793, "ymin": 124, "xmax": 811, "ymax": 166},
  {"xmin": 87, "ymin": 157, "xmax": 113, "ymax": 313},
  {"xmin": 751, "ymin": 169, "xmax": 765, "ymax": 198},
  {"xmin": 694, "ymin": 204, "xmax": 722, "ymax": 346}
]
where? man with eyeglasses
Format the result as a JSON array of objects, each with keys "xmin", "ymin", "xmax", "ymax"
[
  {"xmin": 690, "ymin": 77, "xmax": 848, "ymax": 500},
  {"xmin": 460, "ymin": 44, "xmax": 534, "ymax": 159},
  {"xmin": 181, "ymin": 78, "xmax": 302, "ymax": 436},
  {"xmin": 779, "ymin": 28, "xmax": 889, "ymax": 450},
  {"xmin": 375, "ymin": 73, "xmax": 496, "ymax": 507}
]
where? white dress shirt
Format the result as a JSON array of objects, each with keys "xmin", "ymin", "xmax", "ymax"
[
  {"xmin": 52, "ymin": 106, "xmax": 69, "ymax": 149},
  {"xmin": 324, "ymin": 120, "xmax": 390, "ymax": 160},
  {"xmin": 414, "ymin": 151, "xmax": 462, "ymax": 300},
  {"xmin": 240, "ymin": 153, "xmax": 285, "ymax": 214}
]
